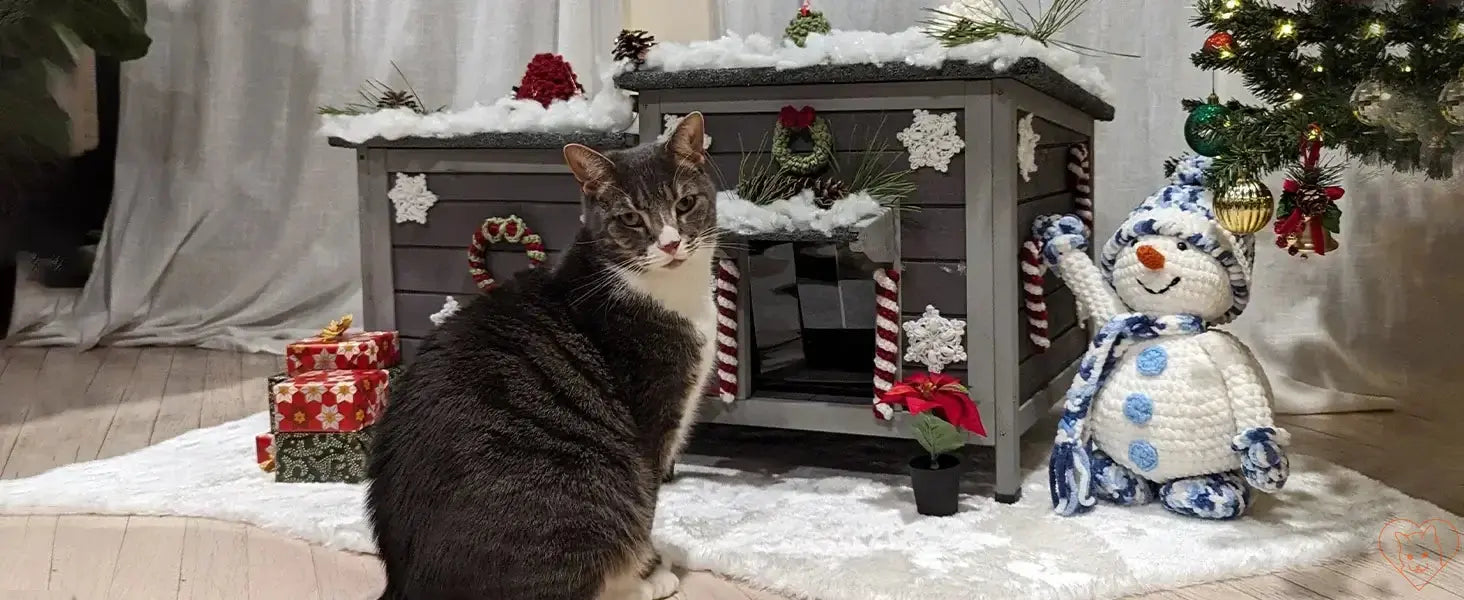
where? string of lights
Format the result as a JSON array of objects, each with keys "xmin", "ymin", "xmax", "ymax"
[{"xmin": 1177, "ymin": 0, "xmax": 1464, "ymax": 196}]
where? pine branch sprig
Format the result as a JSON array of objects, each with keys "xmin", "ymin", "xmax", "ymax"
[{"xmin": 921, "ymin": 0, "xmax": 1137, "ymax": 57}]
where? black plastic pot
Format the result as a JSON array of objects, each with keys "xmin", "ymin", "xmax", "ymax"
[{"xmin": 909, "ymin": 453, "xmax": 962, "ymax": 517}]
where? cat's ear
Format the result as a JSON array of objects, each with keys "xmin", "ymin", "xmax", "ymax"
[
  {"xmin": 1396, "ymin": 532, "xmax": 1409, "ymax": 547},
  {"xmin": 564, "ymin": 144, "xmax": 615, "ymax": 191},
  {"xmin": 667, "ymin": 112, "xmax": 706, "ymax": 167}
]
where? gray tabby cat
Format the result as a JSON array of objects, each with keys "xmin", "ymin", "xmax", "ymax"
[{"xmin": 367, "ymin": 113, "xmax": 717, "ymax": 600}]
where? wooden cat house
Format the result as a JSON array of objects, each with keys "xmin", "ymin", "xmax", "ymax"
[
  {"xmin": 333, "ymin": 57, "xmax": 1112, "ymax": 502},
  {"xmin": 614, "ymin": 59, "xmax": 1113, "ymax": 503}
]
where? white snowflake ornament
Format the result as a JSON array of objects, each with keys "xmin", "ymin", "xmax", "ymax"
[
  {"xmin": 657, "ymin": 114, "xmax": 712, "ymax": 150},
  {"xmin": 388, "ymin": 173, "xmax": 438, "ymax": 225},
  {"xmin": 896, "ymin": 110, "xmax": 965, "ymax": 172},
  {"xmin": 901, "ymin": 305, "xmax": 968, "ymax": 373},
  {"xmin": 430, "ymin": 296, "xmax": 460, "ymax": 326},
  {"xmin": 1017, "ymin": 113, "xmax": 1041, "ymax": 182}
]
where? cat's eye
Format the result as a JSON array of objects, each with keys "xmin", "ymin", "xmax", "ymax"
[
  {"xmin": 616, "ymin": 212, "xmax": 643, "ymax": 228},
  {"xmin": 1176, "ymin": 241, "xmax": 1189, "ymax": 251},
  {"xmin": 675, "ymin": 194, "xmax": 699, "ymax": 214}
]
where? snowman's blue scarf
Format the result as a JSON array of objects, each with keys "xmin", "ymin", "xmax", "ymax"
[{"xmin": 1049, "ymin": 312, "xmax": 1207, "ymax": 516}]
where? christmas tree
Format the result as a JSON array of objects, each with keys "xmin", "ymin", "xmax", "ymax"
[{"xmin": 1182, "ymin": 0, "xmax": 1464, "ymax": 197}]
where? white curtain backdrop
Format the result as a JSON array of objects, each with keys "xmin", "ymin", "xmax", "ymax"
[
  {"xmin": 715, "ymin": 0, "xmax": 1463, "ymax": 414},
  {"xmin": 11, "ymin": 0, "xmax": 620, "ymax": 352}
]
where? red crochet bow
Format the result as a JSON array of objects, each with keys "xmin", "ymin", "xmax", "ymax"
[{"xmin": 779, "ymin": 105, "xmax": 816, "ymax": 130}]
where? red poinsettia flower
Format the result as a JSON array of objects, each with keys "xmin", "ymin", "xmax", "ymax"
[
  {"xmin": 778, "ymin": 105, "xmax": 816, "ymax": 129},
  {"xmin": 878, "ymin": 372, "xmax": 986, "ymax": 436}
]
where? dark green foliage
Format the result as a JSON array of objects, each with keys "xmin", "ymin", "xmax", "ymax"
[
  {"xmin": 1, "ymin": 0, "xmax": 150, "ymax": 171},
  {"xmin": 1179, "ymin": 0, "xmax": 1464, "ymax": 195}
]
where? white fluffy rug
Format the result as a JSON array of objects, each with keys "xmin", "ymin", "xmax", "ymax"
[{"xmin": 0, "ymin": 413, "xmax": 1452, "ymax": 600}]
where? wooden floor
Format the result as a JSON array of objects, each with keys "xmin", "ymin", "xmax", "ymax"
[{"xmin": 1, "ymin": 346, "xmax": 1461, "ymax": 600}]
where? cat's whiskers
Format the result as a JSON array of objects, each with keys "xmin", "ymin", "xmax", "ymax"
[
  {"xmin": 614, "ymin": 244, "xmax": 714, "ymax": 322},
  {"xmin": 567, "ymin": 256, "xmax": 642, "ymax": 308}
]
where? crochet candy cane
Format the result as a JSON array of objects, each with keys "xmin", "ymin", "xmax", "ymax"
[
  {"xmin": 468, "ymin": 215, "xmax": 547, "ymax": 292},
  {"xmin": 1023, "ymin": 143, "xmax": 1095, "ymax": 351},
  {"xmin": 714, "ymin": 258, "xmax": 740, "ymax": 404},
  {"xmin": 1069, "ymin": 143, "xmax": 1094, "ymax": 230},
  {"xmin": 872, "ymin": 267, "xmax": 900, "ymax": 419},
  {"xmin": 1020, "ymin": 239, "xmax": 1051, "ymax": 350},
  {"xmin": 1069, "ymin": 143, "xmax": 1093, "ymax": 326}
]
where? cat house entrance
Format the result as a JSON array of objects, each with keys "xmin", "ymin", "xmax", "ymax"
[{"xmin": 745, "ymin": 240, "xmax": 877, "ymax": 402}]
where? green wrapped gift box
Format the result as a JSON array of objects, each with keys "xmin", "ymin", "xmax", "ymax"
[{"xmin": 274, "ymin": 427, "xmax": 375, "ymax": 484}]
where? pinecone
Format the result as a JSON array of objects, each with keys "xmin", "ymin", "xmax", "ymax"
[
  {"xmin": 376, "ymin": 89, "xmax": 422, "ymax": 112},
  {"xmin": 1295, "ymin": 187, "xmax": 1331, "ymax": 217},
  {"xmin": 613, "ymin": 29, "xmax": 656, "ymax": 67},
  {"xmin": 811, "ymin": 178, "xmax": 847, "ymax": 209}
]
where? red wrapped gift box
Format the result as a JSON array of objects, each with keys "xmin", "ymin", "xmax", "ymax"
[
  {"xmin": 285, "ymin": 331, "xmax": 400, "ymax": 376},
  {"xmin": 256, "ymin": 433, "xmax": 276, "ymax": 472},
  {"xmin": 270, "ymin": 369, "xmax": 388, "ymax": 433}
]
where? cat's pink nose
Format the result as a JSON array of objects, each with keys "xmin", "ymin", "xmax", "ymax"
[{"xmin": 660, "ymin": 240, "xmax": 681, "ymax": 254}]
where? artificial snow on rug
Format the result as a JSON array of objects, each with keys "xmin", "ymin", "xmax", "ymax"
[{"xmin": 0, "ymin": 413, "xmax": 1453, "ymax": 600}]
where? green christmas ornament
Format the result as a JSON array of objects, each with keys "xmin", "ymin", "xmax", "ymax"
[
  {"xmin": 785, "ymin": 1, "xmax": 832, "ymax": 47},
  {"xmin": 1184, "ymin": 93, "xmax": 1231, "ymax": 157}
]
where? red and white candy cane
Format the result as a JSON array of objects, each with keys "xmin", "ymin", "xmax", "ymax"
[
  {"xmin": 872, "ymin": 267, "xmax": 900, "ymax": 419},
  {"xmin": 714, "ymin": 258, "xmax": 740, "ymax": 404},
  {"xmin": 1069, "ymin": 143, "xmax": 1093, "ymax": 230},
  {"xmin": 1068, "ymin": 142, "xmax": 1093, "ymax": 326},
  {"xmin": 1024, "ymin": 142, "xmax": 1096, "ymax": 351},
  {"xmin": 468, "ymin": 215, "xmax": 547, "ymax": 291},
  {"xmin": 1020, "ymin": 239, "xmax": 1051, "ymax": 351}
]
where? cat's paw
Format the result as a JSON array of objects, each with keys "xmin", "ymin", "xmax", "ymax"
[{"xmin": 645, "ymin": 563, "xmax": 680, "ymax": 599}]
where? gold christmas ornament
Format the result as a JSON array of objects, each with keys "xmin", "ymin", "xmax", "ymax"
[
  {"xmin": 1214, "ymin": 179, "xmax": 1275, "ymax": 235},
  {"xmin": 1288, "ymin": 224, "xmax": 1339, "ymax": 256}
]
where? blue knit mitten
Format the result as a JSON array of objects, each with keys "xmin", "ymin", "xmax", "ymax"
[
  {"xmin": 1037, "ymin": 215, "xmax": 1089, "ymax": 266},
  {"xmin": 1232, "ymin": 427, "xmax": 1289, "ymax": 493}
]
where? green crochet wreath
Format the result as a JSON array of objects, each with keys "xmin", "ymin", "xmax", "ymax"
[
  {"xmin": 785, "ymin": 9, "xmax": 832, "ymax": 47},
  {"xmin": 772, "ymin": 117, "xmax": 834, "ymax": 176}
]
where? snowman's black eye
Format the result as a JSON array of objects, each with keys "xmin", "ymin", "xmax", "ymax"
[{"xmin": 1176, "ymin": 241, "xmax": 1189, "ymax": 251}]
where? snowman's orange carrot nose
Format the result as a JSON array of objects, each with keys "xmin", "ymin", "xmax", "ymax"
[{"xmin": 1136, "ymin": 245, "xmax": 1165, "ymax": 270}]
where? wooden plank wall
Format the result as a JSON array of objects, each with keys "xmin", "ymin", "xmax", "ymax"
[
  {"xmin": 1013, "ymin": 116, "xmax": 1089, "ymax": 400},
  {"xmin": 387, "ymin": 166, "xmax": 586, "ymax": 361}
]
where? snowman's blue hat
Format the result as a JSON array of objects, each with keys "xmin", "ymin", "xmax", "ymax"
[{"xmin": 1098, "ymin": 156, "xmax": 1253, "ymax": 323}]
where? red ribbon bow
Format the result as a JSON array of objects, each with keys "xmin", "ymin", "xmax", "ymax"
[
  {"xmin": 799, "ymin": 0, "xmax": 811, "ymax": 16},
  {"xmin": 1274, "ymin": 124, "xmax": 1344, "ymax": 255},
  {"xmin": 779, "ymin": 105, "xmax": 816, "ymax": 130},
  {"xmin": 877, "ymin": 372, "xmax": 987, "ymax": 437}
]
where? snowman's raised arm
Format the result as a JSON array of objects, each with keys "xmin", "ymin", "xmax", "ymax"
[
  {"xmin": 1035, "ymin": 215, "xmax": 1126, "ymax": 323},
  {"xmin": 1198, "ymin": 330, "xmax": 1291, "ymax": 493}
]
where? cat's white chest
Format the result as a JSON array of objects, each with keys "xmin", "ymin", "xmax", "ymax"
[
  {"xmin": 1091, "ymin": 333, "xmax": 1240, "ymax": 482},
  {"xmin": 687, "ymin": 312, "xmax": 717, "ymax": 406}
]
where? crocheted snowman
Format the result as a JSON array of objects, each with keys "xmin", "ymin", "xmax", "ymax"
[{"xmin": 1039, "ymin": 156, "xmax": 1289, "ymax": 520}]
